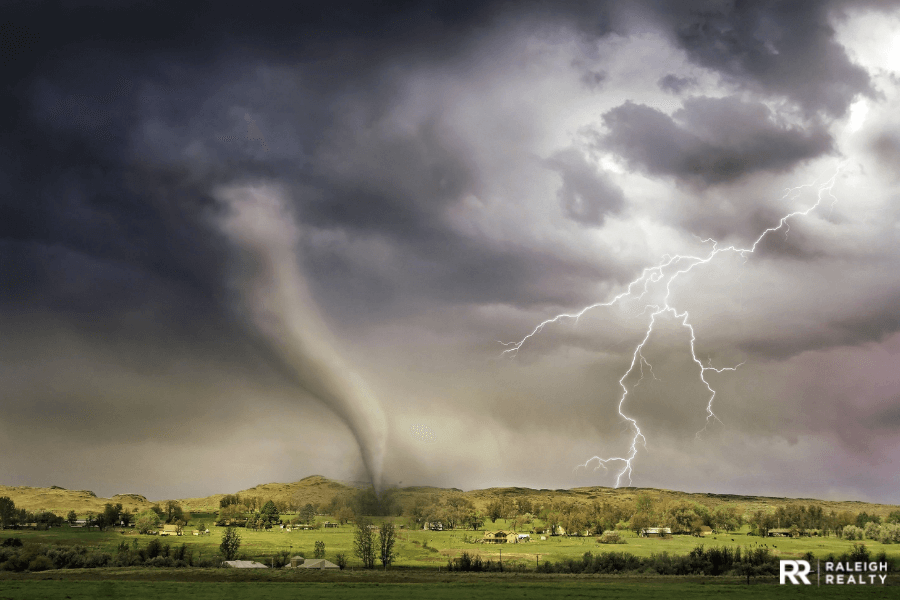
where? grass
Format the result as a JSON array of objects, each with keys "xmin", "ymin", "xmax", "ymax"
[
  {"xmin": 3, "ymin": 519, "xmax": 900, "ymax": 570},
  {"xmin": 0, "ymin": 571, "xmax": 898, "ymax": 600}
]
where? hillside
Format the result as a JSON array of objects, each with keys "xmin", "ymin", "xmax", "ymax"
[{"xmin": 2, "ymin": 477, "xmax": 897, "ymax": 518}]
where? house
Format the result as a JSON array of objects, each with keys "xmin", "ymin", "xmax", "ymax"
[
  {"xmin": 159, "ymin": 524, "xmax": 181, "ymax": 536},
  {"xmin": 697, "ymin": 526, "xmax": 713, "ymax": 537},
  {"xmin": 768, "ymin": 528, "xmax": 796, "ymax": 538},
  {"xmin": 639, "ymin": 527, "xmax": 672, "ymax": 538},
  {"xmin": 223, "ymin": 560, "xmax": 268, "ymax": 569},
  {"xmin": 517, "ymin": 534, "xmax": 530, "ymax": 542},
  {"xmin": 483, "ymin": 530, "xmax": 518, "ymax": 544},
  {"xmin": 323, "ymin": 521, "xmax": 339, "ymax": 528},
  {"xmin": 299, "ymin": 559, "xmax": 340, "ymax": 570},
  {"xmin": 424, "ymin": 521, "xmax": 444, "ymax": 531}
]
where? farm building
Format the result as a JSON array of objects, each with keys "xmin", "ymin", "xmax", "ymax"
[
  {"xmin": 299, "ymin": 559, "xmax": 340, "ymax": 570},
  {"xmin": 323, "ymin": 521, "xmax": 339, "ymax": 528},
  {"xmin": 768, "ymin": 528, "xmax": 797, "ymax": 538},
  {"xmin": 424, "ymin": 521, "xmax": 444, "ymax": 531},
  {"xmin": 639, "ymin": 527, "xmax": 672, "ymax": 538},
  {"xmin": 697, "ymin": 526, "xmax": 713, "ymax": 536},
  {"xmin": 483, "ymin": 530, "xmax": 519, "ymax": 544},
  {"xmin": 223, "ymin": 561, "xmax": 268, "ymax": 569},
  {"xmin": 159, "ymin": 524, "xmax": 181, "ymax": 536}
]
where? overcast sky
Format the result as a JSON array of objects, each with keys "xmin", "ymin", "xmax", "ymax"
[{"xmin": 3, "ymin": 0, "xmax": 900, "ymax": 504}]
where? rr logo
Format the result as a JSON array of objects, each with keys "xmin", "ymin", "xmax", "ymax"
[{"xmin": 780, "ymin": 560, "xmax": 812, "ymax": 584}]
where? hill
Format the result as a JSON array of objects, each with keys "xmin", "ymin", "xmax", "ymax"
[{"xmin": 1, "ymin": 477, "xmax": 897, "ymax": 518}]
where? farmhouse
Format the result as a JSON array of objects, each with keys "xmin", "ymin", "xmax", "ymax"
[
  {"xmin": 159, "ymin": 524, "xmax": 181, "ymax": 536},
  {"xmin": 483, "ymin": 530, "xmax": 519, "ymax": 544},
  {"xmin": 768, "ymin": 528, "xmax": 796, "ymax": 538},
  {"xmin": 639, "ymin": 527, "xmax": 672, "ymax": 538}
]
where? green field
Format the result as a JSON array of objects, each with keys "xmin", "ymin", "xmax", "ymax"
[
  {"xmin": 3, "ymin": 517, "xmax": 900, "ymax": 570},
  {"xmin": 0, "ymin": 571, "xmax": 898, "ymax": 600}
]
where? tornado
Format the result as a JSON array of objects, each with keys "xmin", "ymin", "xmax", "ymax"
[{"xmin": 214, "ymin": 182, "xmax": 387, "ymax": 491}]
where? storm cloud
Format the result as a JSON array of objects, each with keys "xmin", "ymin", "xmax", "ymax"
[{"xmin": 3, "ymin": 0, "xmax": 900, "ymax": 504}]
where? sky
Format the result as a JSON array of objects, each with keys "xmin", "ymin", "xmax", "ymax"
[{"xmin": 2, "ymin": 0, "xmax": 900, "ymax": 504}]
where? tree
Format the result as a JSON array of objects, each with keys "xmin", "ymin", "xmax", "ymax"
[
  {"xmin": 220, "ymin": 527, "xmax": 242, "ymax": 560},
  {"xmin": 378, "ymin": 522, "xmax": 397, "ymax": 569},
  {"xmin": 260, "ymin": 500, "xmax": 280, "ymax": 527},
  {"xmin": 334, "ymin": 552, "xmax": 348, "ymax": 570},
  {"xmin": 135, "ymin": 509, "xmax": 161, "ymax": 534},
  {"xmin": 486, "ymin": 499, "xmax": 503, "ymax": 523},
  {"xmin": 99, "ymin": 503, "xmax": 123, "ymax": 530},
  {"xmin": 314, "ymin": 540, "xmax": 326, "ymax": 559},
  {"xmin": 164, "ymin": 501, "xmax": 187, "ymax": 524},
  {"xmin": 220, "ymin": 494, "xmax": 242, "ymax": 509},
  {"xmin": 712, "ymin": 505, "xmax": 742, "ymax": 533},
  {"xmin": 353, "ymin": 518, "xmax": 375, "ymax": 568},
  {"xmin": 300, "ymin": 503, "xmax": 316, "ymax": 525},
  {"xmin": 0, "ymin": 497, "xmax": 15, "ymax": 529},
  {"xmin": 66, "ymin": 510, "xmax": 77, "ymax": 525}
]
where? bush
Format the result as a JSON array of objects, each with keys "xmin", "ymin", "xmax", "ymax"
[
  {"xmin": 28, "ymin": 555, "xmax": 55, "ymax": 572},
  {"xmin": 597, "ymin": 531, "xmax": 626, "ymax": 544},
  {"xmin": 335, "ymin": 553, "xmax": 348, "ymax": 570},
  {"xmin": 842, "ymin": 525, "xmax": 864, "ymax": 541}
]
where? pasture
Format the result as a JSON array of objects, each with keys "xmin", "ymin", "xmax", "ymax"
[
  {"xmin": 0, "ymin": 571, "xmax": 898, "ymax": 600},
  {"xmin": 3, "ymin": 517, "xmax": 900, "ymax": 570}
]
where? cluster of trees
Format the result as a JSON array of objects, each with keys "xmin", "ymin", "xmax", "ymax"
[
  {"xmin": 410, "ymin": 494, "xmax": 483, "ymax": 530},
  {"xmin": 843, "ymin": 520, "xmax": 900, "ymax": 544},
  {"xmin": 625, "ymin": 496, "xmax": 742, "ymax": 536},
  {"xmin": 747, "ymin": 506, "xmax": 900, "ymax": 538},
  {"xmin": 352, "ymin": 518, "xmax": 397, "ymax": 569},
  {"xmin": 0, "ymin": 497, "xmax": 64, "ymax": 530},
  {"xmin": 0, "ymin": 537, "xmax": 220, "ymax": 572}
]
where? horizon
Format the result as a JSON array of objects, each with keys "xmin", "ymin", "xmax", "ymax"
[{"xmin": 3, "ymin": 1, "xmax": 900, "ymax": 505}]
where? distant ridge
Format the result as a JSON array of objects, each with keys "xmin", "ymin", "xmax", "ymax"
[{"xmin": 1, "ymin": 478, "xmax": 897, "ymax": 516}]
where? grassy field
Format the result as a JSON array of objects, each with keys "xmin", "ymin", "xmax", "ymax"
[
  {"xmin": 0, "ymin": 571, "xmax": 898, "ymax": 600},
  {"xmin": 3, "ymin": 517, "xmax": 900, "ymax": 570}
]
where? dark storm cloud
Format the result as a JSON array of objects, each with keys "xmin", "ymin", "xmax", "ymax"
[
  {"xmin": 648, "ymin": 0, "xmax": 875, "ymax": 118},
  {"xmin": 597, "ymin": 96, "xmax": 834, "ymax": 186},
  {"xmin": 544, "ymin": 148, "xmax": 625, "ymax": 226},
  {"xmin": 658, "ymin": 74, "xmax": 697, "ymax": 95}
]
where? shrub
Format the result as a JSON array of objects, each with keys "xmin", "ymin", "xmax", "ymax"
[
  {"xmin": 597, "ymin": 531, "xmax": 626, "ymax": 544},
  {"xmin": 28, "ymin": 555, "xmax": 55, "ymax": 572},
  {"xmin": 842, "ymin": 525, "xmax": 864, "ymax": 541}
]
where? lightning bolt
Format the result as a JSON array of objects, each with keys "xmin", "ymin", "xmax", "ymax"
[{"xmin": 502, "ymin": 164, "xmax": 843, "ymax": 487}]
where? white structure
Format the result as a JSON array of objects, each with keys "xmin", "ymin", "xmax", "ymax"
[{"xmin": 223, "ymin": 560, "xmax": 269, "ymax": 569}]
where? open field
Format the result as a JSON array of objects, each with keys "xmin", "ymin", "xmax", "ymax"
[
  {"xmin": 0, "ymin": 571, "xmax": 898, "ymax": 600},
  {"xmin": 3, "ymin": 519, "xmax": 900, "ymax": 570}
]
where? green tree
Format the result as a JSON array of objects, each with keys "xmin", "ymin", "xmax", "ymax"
[
  {"xmin": 66, "ymin": 510, "xmax": 77, "ymax": 525},
  {"xmin": 334, "ymin": 552, "xmax": 348, "ymax": 570},
  {"xmin": 0, "ymin": 497, "xmax": 15, "ymax": 529},
  {"xmin": 100, "ymin": 503, "xmax": 123, "ymax": 530},
  {"xmin": 164, "ymin": 501, "xmax": 187, "ymax": 524},
  {"xmin": 300, "ymin": 503, "xmax": 316, "ymax": 524},
  {"xmin": 314, "ymin": 540, "xmax": 326, "ymax": 559},
  {"xmin": 378, "ymin": 522, "xmax": 397, "ymax": 569},
  {"xmin": 135, "ymin": 509, "xmax": 161, "ymax": 534},
  {"xmin": 220, "ymin": 527, "xmax": 242, "ymax": 560},
  {"xmin": 353, "ymin": 517, "xmax": 375, "ymax": 568},
  {"xmin": 260, "ymin": 500, "xmax": 280, "ymax": 527}
]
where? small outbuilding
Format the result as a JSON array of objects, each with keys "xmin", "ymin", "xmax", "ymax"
[
  {"xmin": 223, "ymin": 560, "xmax": 269, "ymax": 569},
  {"xmin": 697, "ymin": 526, "xmax": 713, "ymax": 537},
  {"xmin": 299, "ymin": 559, "xmax": 340, "ymax": 570},
  {"xmin": 639, "ymin": 527, "xmax": 672, "ymax": 538}
]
